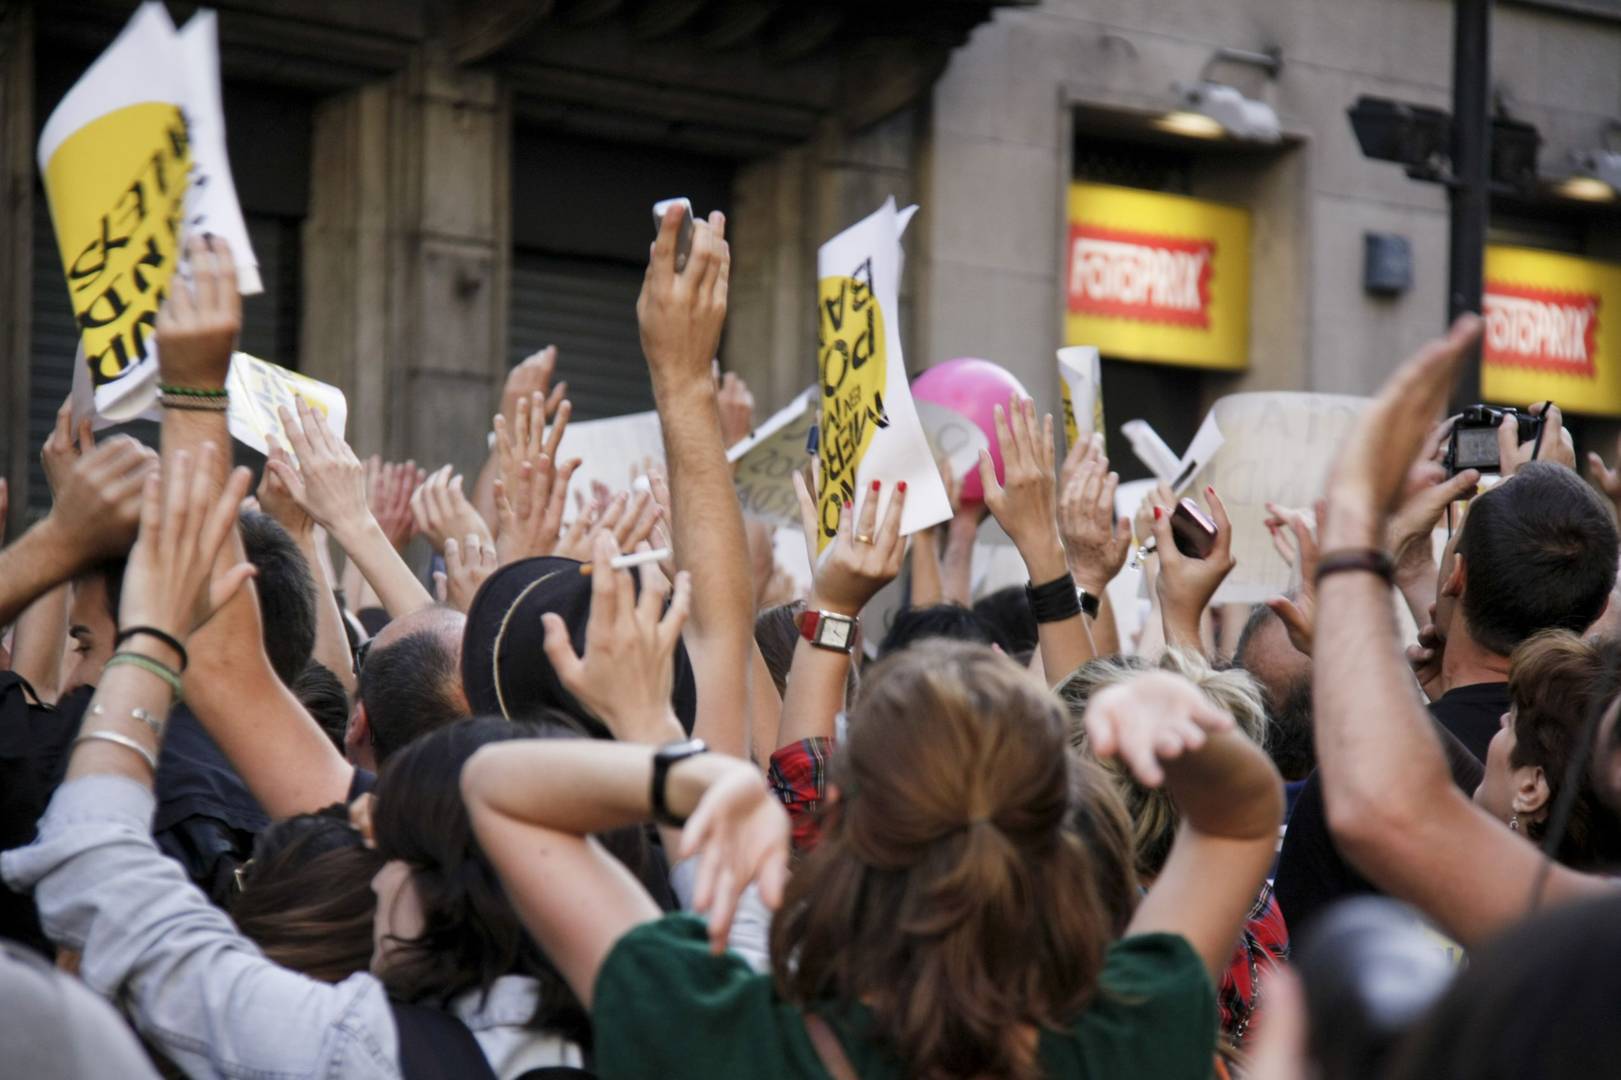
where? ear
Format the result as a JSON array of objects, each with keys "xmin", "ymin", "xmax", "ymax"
[
  {"xmin": 1513, "ymin": 764, "xmax": 1551, "ymax": 822},
  {"xmin": 1441, "ymin": 551, "xmax": 1467, "ymax": 599},
  {"xmin": 344, "ymin": 703, "xmax": 371, "ymax": 760}
]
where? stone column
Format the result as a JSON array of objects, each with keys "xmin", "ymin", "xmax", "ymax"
[{"xmin": 301, "ymin": 49, "xmax": 510, "ymax": 481}]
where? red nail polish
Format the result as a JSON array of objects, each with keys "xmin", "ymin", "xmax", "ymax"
[
  {"xmin": 897, "ymin": 481, "xmax": 907, "ymax": 493},
  {"xmin": 844, "ymin": 499, "xmax": 853, "ymax": 510},
  {"xmin": 1206, "ymin": 485, "xmax": 1215, "ymax": 495},
  {"xmin": 1153, "ymin": 506, "xmax": 1162, "ymax": 520},
  {"xmin": 871, "ymin": 480, "xmax": 881, "ymax": 491}
]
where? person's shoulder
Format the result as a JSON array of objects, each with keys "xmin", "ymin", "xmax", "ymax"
[
  {"xmin": 1047, "ymin": 934, "xmax": 1216, "ymax": 1078},
  {"xmin": 592, "ymin": 914, "xmax": 809, "ymax": 1077}
]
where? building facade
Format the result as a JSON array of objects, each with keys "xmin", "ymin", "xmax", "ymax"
[{"xmin": 5, "ymin": 0, "xmax": 1621, "ymax": 526}]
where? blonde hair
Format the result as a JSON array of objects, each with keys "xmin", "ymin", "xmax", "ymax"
[{"xmin": 1056, "ymin": 648, "xmax": 1269, "ymax": 879}]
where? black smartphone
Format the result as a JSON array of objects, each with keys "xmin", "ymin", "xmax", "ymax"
[
  {"xmin": 652, "ymin": 197, "xmax": 694, "ymax": 272},
  {"xmin": 1170, "ymin": 498, "xmax": 1218, "ymax": 559}
]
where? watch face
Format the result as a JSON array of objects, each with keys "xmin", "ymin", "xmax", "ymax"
[{"xmin": 822, "ymin": 619, "xmax": 852, "ymax": 648}]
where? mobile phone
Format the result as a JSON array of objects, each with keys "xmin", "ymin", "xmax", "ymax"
[
  {"xmin": 652, "ymin": 197, "xmax": 694, "ymax": 272},
  {"xmin": 1170, "ymin": 498, "xmax": 1217, "ymax": 559}
]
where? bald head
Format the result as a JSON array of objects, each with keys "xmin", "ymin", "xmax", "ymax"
[{"xmin": 357, "ymin": 606, "xmax": 471, "ymax": 763}]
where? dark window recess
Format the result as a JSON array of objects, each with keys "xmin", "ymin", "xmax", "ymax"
[
  {"xmin": 239, "ymin": 214, "xmax": 302, "ymax": 369},
  {"xmin": 509, "ymin": 253, "xmax": 653, "ymax": 420},
  {"xmin": 1072, "ymin": 135, "xmax": 1195, "ymax": 195},
  {"xmin": 1099, "ymin": 358, "xmax": 1204, "ymax": 485}
]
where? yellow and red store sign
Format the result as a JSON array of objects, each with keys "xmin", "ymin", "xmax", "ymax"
[
  {"xmin": 1064, "ymin": 182, "xmax": 1251, "ymax": 371},
  {"xmin": 1483, "ymin": 245, "xmax": 1621, "ymax": 417}
]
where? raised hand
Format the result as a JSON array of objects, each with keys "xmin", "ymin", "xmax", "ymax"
[
  {"xmin": 436, "ymin": 533, "xmax": 498, "ymax": 613},
  {"xmin": 44, "ymin": 435, "xmax": 158, "ymax": 561},
  {"xmin": 1150, "ymin": 487, "xmax": 1236, "ymax": 650},
  {"xmin": 154, "ymin": 234, "xmax": 241, "ymax": 390},
  {"xmin": 411, "ymin": 465, "xmax": 493, "ymax": 555},
  {"xmin": 979, "ymin": 394, "xmax": 1068, "ymax": 583},
  {"xmin": 271, "ymin": 397, "xmax": 370, "ymax": 538},
  {"xmin": 118, "ymin": 442, "xmax": 256, "ymax": 639},
  {"xmin": 551, "ymin": 489, "xmax": 660, "ymax": 564},
  {"xmin": 1264, "ymin": 500, "xmax": 1324, "ymax": 655},
  {"xmin": 500, "ymin": 346, "xmax": 568, "ymax": 434},
  {"xmin": 493, "ymin": 455, "xmax": 579, "ymax": 563},
  {"xmin": 1080, "ymin": 670, "xmax": 1238, "ymax": 787},
  {"xmin": 41, "ymin": 398, "xmax": 95, "ymax": 498},
  {"xmin": 1589, "ymin": 434, "xmax": 1621, "ymax": 513},
  {"xmin": 678, "ymin": 764, "xmax": 790, "ymax": 954},
  {"xmin": 542, "ymin": 530, "xmax": 692, "ymax": 742},
  {"xmin": 716, "ymin": 369, "xmax": 756, "ymax": 449},
  {"xmin": 1499, "ymin": 401, "xmax": 1576, "ymax": 477},
  {"xmin": 1058, "ymin": 432, "xmax": 1131, "ymax": 594},
  {"xmin": 496, "ymin": 389, "xmax": 571, "ymax": 497},
  {"xmin": 638, "ymin": 203, "xmax": 729, "ymax": 390},
  {"xmin": 796, "ymin": 474, "xmax": 907, "ymax": 617},
  {"xmin": 369, "ymin": 458, "xmax": 422, "ymax": 552},
  {"xmin": 257, "ymin": 444, "xmax": 313, "ymax": 539}
]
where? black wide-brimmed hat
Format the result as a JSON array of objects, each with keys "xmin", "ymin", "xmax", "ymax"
[{"xmin": 460, "ymin": 556, "xmax": 698, "ymax": 739}]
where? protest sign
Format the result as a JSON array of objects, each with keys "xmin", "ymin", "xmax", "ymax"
[
  {"xmin": 729, "ymin": 387, "xmax": 817, "ymax": 528},
  {"xmin": 1122, "ymin": 412, "xmax": 1225, "ymax": 496},
  {"xmin": 40, "ymin": 3, "xmax": 260, "ymax": 424},
  {"xmin": 1186, "ymin": 392, "xmax": 1369, "ymax": 604},
  {"xmin": 816, "ymin": 199, "xmax": 951, "ymax": 549},
  {"xmin": 553, "ymin": 411, "xmax": 666, "ymax": 508},
  {"xmin": 915, "ymin": 400, "xmax": 990, "ymax": 481},
  {"xmin": 1057, "ymin": 346, "xmax": 1104, "ymax": 453},
  {"xmin": 225, "ymin": 352, "xmax": 347, "ymax": 455}
]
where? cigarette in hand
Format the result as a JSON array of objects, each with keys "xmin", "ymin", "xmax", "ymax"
[{"xmin": 578, "ymin": 547, "xmax": 672, "ymax": 576}]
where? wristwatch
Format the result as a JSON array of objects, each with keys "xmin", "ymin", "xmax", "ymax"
[
  {"xmin": 796, "ymin": 609, "xmax": 859, "ymax": 654},
  {"xmin": 1075, "ymin": 587, "xmax": 1101, "ymax": 619},
  {"xmin": 651, "ymin": 738, "xmax": 708, "ymax": 828}
]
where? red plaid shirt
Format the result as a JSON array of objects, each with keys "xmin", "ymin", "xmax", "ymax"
[
  {"xmin": 1218, "ymin": 883, "xmax": 1290, "ymax": 1045},
  {"xmin": 767, "ymin": 737, "xmax": 833, "ymax": 855}
]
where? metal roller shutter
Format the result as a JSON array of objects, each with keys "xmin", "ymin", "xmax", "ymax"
[{"xmin": 508, "ymin": 252, "xmax": 653, "ymax": 420}]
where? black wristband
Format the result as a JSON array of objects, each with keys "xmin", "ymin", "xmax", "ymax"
[
  {"xmin": 1315, "ymin": 549, "xmax": 1396, "ymax": 587},
  {"xmin": 651, "ymin": 739, "xmax": 708, "ymax": 828},
  {"xmin": 115, "ymin": 626, "xmax": 189, "ymax": 672},
  {"xmin": 1025, "ymin": 575, "xmax": 1083, "ymax": 624}
]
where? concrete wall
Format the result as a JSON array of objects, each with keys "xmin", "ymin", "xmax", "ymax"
[{"xmin": 917, "ymin": 0, "xmax": 1621, "ymax": 438}]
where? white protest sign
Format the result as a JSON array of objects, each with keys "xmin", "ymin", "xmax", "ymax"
[
  {"xmin": 915, "ymin": 399, "xmax": 990, "ymax": 479},
  {"xmin": 225, "ymin": 352, "xmax": 347, "ymax": 455},
  {"xmin": 554, "ymin": 411, "xmax": 666, "ymax": 508},
  {"xmin": 1122, "ymin": 413, "xmax": 1225, "ymax": 497},
  {"xmin": 728, "ymin": 386, "xmax": 817, "ymax": 528},
  {"xmin": 1188, "ymin": 392, "xmax": 1370, "ymax": 604},
  {"xmin": 816, "ymin": 199, "xmax": 950, "ymax": 549},
  {"xmin": 1057, "ymin": 346, "xmax": 1104, "ymax": 453},
  {"xmin": 40, "ymin": 2, "xmax": 260, "ymax": 425}
]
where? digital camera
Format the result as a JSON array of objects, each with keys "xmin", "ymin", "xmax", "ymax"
[{"xmin": 1443, "ymin": 404, "xmax": 1544, "ymax": 477}]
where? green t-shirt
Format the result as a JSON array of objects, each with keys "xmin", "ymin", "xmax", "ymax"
[{"xmin": 591, "ymin": 913, "xmax": 1216, "ymax": 1079}]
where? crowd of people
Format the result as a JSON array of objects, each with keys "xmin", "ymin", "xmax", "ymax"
[{"xmin": 2, "ymin": 205, "xmax": 1621, "ymax": 1080}]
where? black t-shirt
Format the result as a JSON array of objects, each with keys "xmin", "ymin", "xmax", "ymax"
[
  {"xmin": 1427, "ymin": 681, "xmax": 1510, "ymax": 763},
  {"xmin": 1273, "ymin": 684, "xmax": 1497, "ymax": 938}
]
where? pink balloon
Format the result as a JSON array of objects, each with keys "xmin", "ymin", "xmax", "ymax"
[{"xmin": 910, "ymin": 358, "xmax": 1030, "ymax": 505}]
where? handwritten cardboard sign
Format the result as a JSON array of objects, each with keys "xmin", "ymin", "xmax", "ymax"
[
  {"xmin": 729, "ymin": 387, "xmax": 817, "ymax": 528},
  {"xmin": 815, "ymin": 199, "xmax": 950, "ymax": 549},
  {"xmin": 1190, "ymin": 392, "xmax": 1369, "ymax": 604}
]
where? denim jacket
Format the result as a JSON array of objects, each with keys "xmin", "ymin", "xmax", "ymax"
[{"xmin": 2, "ymin": 775, "xmax": 582, "ymax": 1080}]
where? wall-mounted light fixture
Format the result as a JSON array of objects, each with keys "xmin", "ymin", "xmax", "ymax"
[
  {"xmin": 1549, "ymin": 149, "xmax": 1621, "ymax": 202},
  {"xmin": 1156, "ymin": 45, "xmax": 1283, "ymax": 144}
]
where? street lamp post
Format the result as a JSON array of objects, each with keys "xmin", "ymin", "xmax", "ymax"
[{"xmin": 1449, "ymin": 0, "xmax": 1490, "ymax": 405}]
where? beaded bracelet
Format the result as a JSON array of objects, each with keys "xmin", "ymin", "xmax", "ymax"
[{"xmin": 157, "ymin": 384, "xmax": 229, "ymax": 399}]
